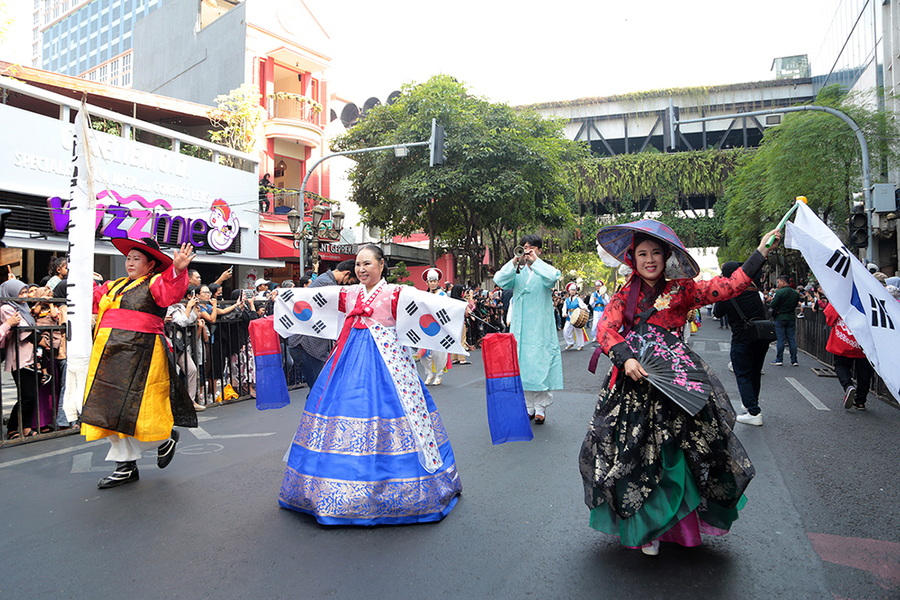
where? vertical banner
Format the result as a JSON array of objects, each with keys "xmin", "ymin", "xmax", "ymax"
[
  {"xmin": 63, "ymin": 102, "xmax": 98, "ymax": 421},
  {"xmin": 249, "ymin": 316, "xmax": 290, "ymax": 410},
  {"xmin": 481, "ymin": 333, "xmax": 533, "ymax": 444}
]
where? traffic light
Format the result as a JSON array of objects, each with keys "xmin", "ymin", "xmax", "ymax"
[
  {"xmin": 848, "ymin": 202, "xmax": 868, "ymax": 248},
  {"xmin": 429, "ymin": 118, "xmax": 445, "ymax": 167}
]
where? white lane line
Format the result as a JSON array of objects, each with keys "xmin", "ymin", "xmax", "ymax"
[
  {"xmin": 0, "ymin": 439, "xmax": 107, "ymax": 469},
  {"xmin": 719, "ymin": 342, "xmax": 731, "ymax": 352},
  {"xmin": 693, "ymin": 342, "xmax": 706, "ymax": 352},
  {"xmin": 786, "ymin": 377, "xmax": 831, "ymax": 411}
]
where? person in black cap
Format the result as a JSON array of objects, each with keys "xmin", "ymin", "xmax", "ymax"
[{"xmin": 79, "ymin": 238, "xmax": 197, "ymax": 488}]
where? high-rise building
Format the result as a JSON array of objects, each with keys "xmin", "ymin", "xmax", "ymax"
[{"xmin": 33, "ymin": 0, "xmax": 168, "ymax": 86}]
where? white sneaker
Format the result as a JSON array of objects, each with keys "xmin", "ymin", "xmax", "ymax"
[
  {"xmin": 736, "ymin": 412, "xmax": 763, "ymax": 426},
  {"xmin": 641, "ymin": 540, "xmax": 660, "ymax": 556},
  {"xmin": 424, "ymin": 373, "xmax": 434, "ymax": 386},
  {"xmin": 432, "ymin": 376, "xmax": 442, "ymax": 386},
  {"xmin": 727, "ymin": 361, "xmax": 733, "ymax": 372}
]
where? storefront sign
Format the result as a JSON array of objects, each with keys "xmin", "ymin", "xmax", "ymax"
[{"xmin": 46, "ymin": 189, "xmax": 242, "ymax": 251}]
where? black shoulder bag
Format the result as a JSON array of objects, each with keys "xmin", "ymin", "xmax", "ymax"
[{"xmin": 730, "ymin": 298, "xmax": 777, "ymax": 343}]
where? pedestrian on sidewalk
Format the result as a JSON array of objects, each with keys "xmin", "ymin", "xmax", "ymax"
[
  {"xmin": 714, "ymin": 263, "xmax": 770, "ymax": 426},
  {"xmin": 76, "ymin": 239, "xmax": 197, "ymax": 488},
  {"xmin": 821, "ymin": 293, "xmax": 873, "ymax": 411},
  {"xmin": 769, "ymin": 275, "xmax": 800, "ymax": 367},
  {"xmin": 580, "ymin": 220, "xmax": 779, "ymax": 556}
]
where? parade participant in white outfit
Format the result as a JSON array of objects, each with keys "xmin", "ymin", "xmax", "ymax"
[
  {"xmin": 589, "ymin": 281, "xmax": 608, "ymax": 342},
  {"xmin": 563, "ymin": 282, "xmax": 589, "ymax": 350},
  {"xmin": 421, "ymin": 267, "xmax": 449, "ymax": 386}
]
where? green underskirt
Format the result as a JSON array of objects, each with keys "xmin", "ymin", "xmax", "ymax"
[{"xmin": 589, "ymin": 444, "xmax": 746, "ymax": 547}]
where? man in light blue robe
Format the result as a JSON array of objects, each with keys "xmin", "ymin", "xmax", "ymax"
[{"xmin": 494, "ymin": 234, "xmax": 563, "ymax": 424}]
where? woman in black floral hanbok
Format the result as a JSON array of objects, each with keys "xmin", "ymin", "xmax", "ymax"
[{"xmin": 579, "ymin": 221, "xmax": 778, "ymax": 555}]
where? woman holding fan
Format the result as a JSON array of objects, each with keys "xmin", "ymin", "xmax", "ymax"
[{"xmin": 579, "ymin": 221, "xmax": 778, "ymax": 556}]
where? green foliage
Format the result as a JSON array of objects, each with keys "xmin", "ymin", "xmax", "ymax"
[
  {"xmin": 387, "ymin": 261, "xmax": 414, "ymax": 285},
  {"xmin": 720, "ymin": 85, "xmax": 900, "ymax": 262},
  {"xmin": 568, "ymin": 148, "xmax": 745, "ymax": 204},
  {"xmin": 564, "ymin": 148, "xmax": 737, "ymax": 249},
  {"xmin": 208, "ymin": 83, "xmax": 266, "ymax": 159},
  {"xmin": 332, "ymin": 75, "xmax": 587, "ymax": 282},
  {"xmin": 547, "ymin": 251, "xmax": 618, "ymax": 291}
]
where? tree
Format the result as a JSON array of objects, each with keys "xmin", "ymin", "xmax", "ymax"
[
  {"xmin": 332, "ymin": 75, "xmax": 587, "ymax": 283},
  {"xmin": 720, "ymin": 85, "xmax": 900, "ymax": 264},
  {"xmin": 387, "ymin": 261, "xmax": 414, "ymax": 285},
  {"xmin": 208, "ymin": 83, "xmax": 266, "ymax": 166}
]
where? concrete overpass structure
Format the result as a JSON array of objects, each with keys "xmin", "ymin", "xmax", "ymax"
[{"xmin": 523, "ymin": 78, "xmax": 818, "ymax": 156}]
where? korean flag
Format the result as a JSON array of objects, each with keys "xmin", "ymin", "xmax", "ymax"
[
  {"xmin": 395, "ymin": 287, "xmax": 469, "ymax": 355},
  {"xmin": 273, "ymin": 286, "xmax": 345, "ymax": 340}
]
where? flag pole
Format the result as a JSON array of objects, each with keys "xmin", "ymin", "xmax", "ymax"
[{"xmin": 767, "ymin": 196, "xmax": 808, "ymax": 247}]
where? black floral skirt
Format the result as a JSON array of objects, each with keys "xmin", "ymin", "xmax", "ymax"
[{"xmin": 578, "ymin": 360, "xmax": 754, "ymax": 546}]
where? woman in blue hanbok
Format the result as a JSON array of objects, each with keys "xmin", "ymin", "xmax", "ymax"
[{"xmin": 279, "ymin": 245, "xmax": 462, "ymax": 525}]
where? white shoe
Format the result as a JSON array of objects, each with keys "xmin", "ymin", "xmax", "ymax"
[
  {"xmin": 727, "ymin": 361, "xmax": 733, "ymax": 372},
  {"xmin": 641, "ymin": 540, "xmax": 660, "ymax": 556},
  {"xmin": 736, "ymin": 412, "xmax": 763, "ymax": 426},
  {"xmin": 432, "ymin": 376, "xmax": 442, "ymax": 386},
  {"xmin": 424, "ymin": 373, "xmax": 434, "ymax": 386},
  {"xmin": 565, "ymin": 345, "xmax": 574, "ymax": 350}
]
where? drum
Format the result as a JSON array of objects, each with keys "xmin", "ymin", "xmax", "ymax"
[{"xmin": 570, "ymin": 307, "xmax": 590, "ymax": 328}]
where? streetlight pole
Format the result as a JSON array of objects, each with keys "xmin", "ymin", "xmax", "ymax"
[{"xmin": 671, "ymin": 103, "xmax": 873, "ymax": 262}]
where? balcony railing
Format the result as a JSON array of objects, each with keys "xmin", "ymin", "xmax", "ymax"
[{"xmin": 266, "ymin": 93, "xmax": 322, "ymax": 126}]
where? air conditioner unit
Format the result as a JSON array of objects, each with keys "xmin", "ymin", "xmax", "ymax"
[{"xmin": 763, "ymin": 114, "xmax": 782, "ymax": 127}]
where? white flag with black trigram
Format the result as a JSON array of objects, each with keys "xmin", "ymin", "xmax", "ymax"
[
  {"xmin": 272, "ymin": 286, "xmax": 345, "ymax": 340},
  {"xmin": 786, "ymin": 200, "xmax": 900, "ymax": 403},
  {"xmin": 395, "ymin": 287, "xmax": 469, "ymax": 355}
]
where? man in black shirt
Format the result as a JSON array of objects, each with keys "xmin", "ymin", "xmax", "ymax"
[{"xmin": 714, "ymin": 262, "xmax": 771, "ymax": 426}]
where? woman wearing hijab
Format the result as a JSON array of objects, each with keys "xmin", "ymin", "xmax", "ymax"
[
  {"xmin": 579, "ymin": 221, "xmax": 779, "ymax": 555},
  {"xmin": 80, "ymin": 238, "xmax": 196, "ymax": 488},
  {"xmin": 0, "ymin": 279, "xmax": 38, "ymax": 439}
]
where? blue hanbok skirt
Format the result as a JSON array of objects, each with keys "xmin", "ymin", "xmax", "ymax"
[{"xmin": 279, "ymin": 327, "xmax": 462, "ymax": 525}]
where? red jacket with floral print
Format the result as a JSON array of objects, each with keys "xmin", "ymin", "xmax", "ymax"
[{"xmin": 597, "ymin": 251, "xmax": 765, "ymax": 368}]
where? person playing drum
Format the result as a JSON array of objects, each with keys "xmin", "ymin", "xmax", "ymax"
[{"xmin": 563, "ymin": 281, "xmax": 589, "ymax": 351}]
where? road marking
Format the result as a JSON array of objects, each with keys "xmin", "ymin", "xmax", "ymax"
[
  {"xmin": 719, "ymin": 342, "xmax": 731, "ymax": 352},
  {"xmin": 189, "ymin": 415, "xmax": 276, "ymax": 439},
  {"xmin": 693, "ymin": 342, "xmax": 706, "ymax": 352},
  {"xmin": 0, "ymin": 440, "xmax": 107, "ymax": 469},
  {"xmin": 786, "ymin": 377, "xmax": 831, "ymax": 411}
]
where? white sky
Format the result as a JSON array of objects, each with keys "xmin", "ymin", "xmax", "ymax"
[
  {"xmin": 306, "ymin": 0, "xmax": 833, "ymax": 106},
  {"xmin": 0, "ymin": 0, "xmax": 833, "ymax": 106}
]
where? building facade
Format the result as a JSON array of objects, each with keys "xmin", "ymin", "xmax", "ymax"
[{"xmin": 0, "ymin": 67, "xmax": 280, "ymax": 288}]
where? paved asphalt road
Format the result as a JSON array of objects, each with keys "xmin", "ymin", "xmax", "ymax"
[{"xmin": 1, "ymin": 322, "xmax": 898, "ymax": 600}]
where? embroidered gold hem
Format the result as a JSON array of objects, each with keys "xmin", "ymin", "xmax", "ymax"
[
  {"xmin": 293, "ymin": 410, "xmax": 450, "ymax": 455},
  {"xmin": 279, "ymin": 465, "xmax": 462, "ymax": 519}
]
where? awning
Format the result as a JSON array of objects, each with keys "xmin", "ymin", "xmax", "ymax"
[{"xmin": 259, "ymin": 233, "xmax": 298, "ymax": 261}]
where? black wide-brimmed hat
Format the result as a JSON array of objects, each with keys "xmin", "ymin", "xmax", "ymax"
[{"xmin": 111, "ymin": 237, "xmax": 173, "ymax": 271}]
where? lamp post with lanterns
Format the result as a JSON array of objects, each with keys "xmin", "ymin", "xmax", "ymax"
[{"xmin": 286, "ymin": 202, "xmax": 345, "ymax": 276}]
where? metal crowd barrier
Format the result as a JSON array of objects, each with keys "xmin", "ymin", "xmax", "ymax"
[
  {"xmin": 795, "ymin": 308, "xmax": 896, "ymax": 407},
  {"xmin": 1, "ymin": 299, "xmax": 299, "ymax": 448}
]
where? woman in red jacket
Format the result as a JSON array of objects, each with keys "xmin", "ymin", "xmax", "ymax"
[{"xmin": 821, "ymin": 293, "xmax": 872, "ymax": 410}]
